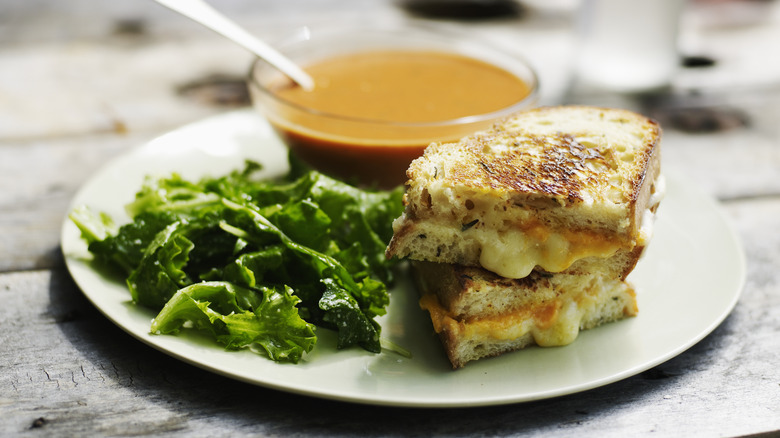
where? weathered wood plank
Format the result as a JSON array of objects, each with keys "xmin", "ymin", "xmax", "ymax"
[
  {"xmin": 2, "ymin": 0, "xmax": 780, "ymax": 436},
  {"xmin": 1, "ymin": 132, "xmax": 151, "ymax": 272}
]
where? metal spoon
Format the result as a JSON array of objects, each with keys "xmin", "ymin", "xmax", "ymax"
[{"xmin": 153, "ymin": 0, "xmax": 314, "ymax": 91}]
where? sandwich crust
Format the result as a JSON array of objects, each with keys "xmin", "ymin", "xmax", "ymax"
[
  {"xmin": 386, "ymin": 106, "xmax": 662, "ymax": 279},
  {"xmin": 412, "ymin": 261, "xmax": 639, "ymax": 369}
]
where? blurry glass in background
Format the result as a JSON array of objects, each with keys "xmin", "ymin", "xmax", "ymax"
[{"xmin": 575, "ymin": 0, "xmax": 687, "ymax": 93}]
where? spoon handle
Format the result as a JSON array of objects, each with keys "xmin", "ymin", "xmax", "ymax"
[{"xmin": 153, "ymin": 0, "xmax": 314, "ymax": 90}]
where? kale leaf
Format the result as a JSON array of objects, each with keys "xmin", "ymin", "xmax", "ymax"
[{"xmin": 69, "ymin": 158, "xmax": 404, "ymax": 363}]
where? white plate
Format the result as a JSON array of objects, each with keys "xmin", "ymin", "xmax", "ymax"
[{"xmin": 61, "ymin": 110, "xmax": 745, "ymax": 408}]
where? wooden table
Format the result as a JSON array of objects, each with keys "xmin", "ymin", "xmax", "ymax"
[{"xmin": 2, "ymin": 0, "xmax": 779, "ymax": 436}]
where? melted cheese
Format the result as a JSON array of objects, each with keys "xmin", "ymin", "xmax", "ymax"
[
  {"xmin": 419, "ymin": 293, "xmax": 588, "ymax": 347},
  {"xmin": 477, "ymin": 226, "xmax": 621, "ymax": 279},
  {"xmin": 473, "ymin": 177, "xmax": 666, "ymax": 279},
  {"xmin": 419, "ymin": 294, "xmax": 451, "ymax": 334}
]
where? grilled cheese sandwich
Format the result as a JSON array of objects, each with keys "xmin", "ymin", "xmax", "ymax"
[
  {"xmin": 385, "ymin": 106, "xmax": 663, "ymax": 368},
  {"xmin": 413, "ymin": 261, "xmax": 638, "ymax": 368},
  {"xmin": 386, "ymin": 106, "xmax": 662, "ymax": 279}
]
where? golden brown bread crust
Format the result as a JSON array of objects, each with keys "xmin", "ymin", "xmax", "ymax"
[
  {"xmin": 441, "ymin": 131, "xmax": 618, "ymax": 204},
  {"xmin": 400, "ymin": 105, "xmax": 661, "ymax": 216},
  {"xmin": 386, "ymin": 105, "xmax": 663, "ymax": 279},
  {"xmin": 629, "ymin": 127, "xmax": 663, "ymax": 245}
]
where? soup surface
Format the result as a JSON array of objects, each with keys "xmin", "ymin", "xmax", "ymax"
[
  {"xmin": 272, "ymin": 50, "xmax": 531, "ymax": 124},
  {"xmin": 261, "ymin": 50, "xmax": 534, "ymax": 187}
]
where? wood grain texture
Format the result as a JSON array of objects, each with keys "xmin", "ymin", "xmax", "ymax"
[{"xmin": 1, "ymin": 0, "xmax": 779, "ymax": 436}]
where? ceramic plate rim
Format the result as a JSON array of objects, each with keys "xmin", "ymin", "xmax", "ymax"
[{"xmin": 61, "ymin": 110, "xmax": 746, "ymax": 408}]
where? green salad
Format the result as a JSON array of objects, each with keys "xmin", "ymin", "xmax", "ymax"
[{"xmin": 69, "ymin": 156, "xmax": 405, "ymax": 363}]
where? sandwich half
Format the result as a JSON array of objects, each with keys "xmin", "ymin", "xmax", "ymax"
[
  {"xmin": 412, "ymin": 261, "xmax": 638, "ymax": 369},
  {"xmin": 386, "ymin": 106, "xmax": 663, "ymax": 280},
  {"xmin": 386, "ymin": 106, "xmax": 663, "ymax": 368}
]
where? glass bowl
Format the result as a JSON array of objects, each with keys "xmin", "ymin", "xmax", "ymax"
[{"xmin": 248, "ymin": 24, "xmax": 539, "ymax": 188}]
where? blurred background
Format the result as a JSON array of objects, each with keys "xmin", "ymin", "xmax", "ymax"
[{"xmin": 2, "ymin": 0, "xmax": 779, "ymax": 139}]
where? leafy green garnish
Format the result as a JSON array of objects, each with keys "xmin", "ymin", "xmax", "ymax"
[
  {"xmin": 70, "ymin": 157, "xmax": 404, "ymax": 363},
  {"xmin": 151, "ymin": 282, "xmax": 316, "ymax": 363}
]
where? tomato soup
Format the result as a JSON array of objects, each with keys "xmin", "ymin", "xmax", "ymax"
[{"xmin": 257, "ymin": 50, "xmax": 535, "ymax": 188}]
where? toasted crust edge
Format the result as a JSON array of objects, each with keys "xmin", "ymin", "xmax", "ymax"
[
  {"xmin": 412, "ymin": 261, "xmax": 639, "ymax": 369},
  {"xmin": 385, "ymin": 106, "xmax": 663, "ymax": 278}
]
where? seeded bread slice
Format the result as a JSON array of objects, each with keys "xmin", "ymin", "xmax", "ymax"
[{"xmin": 386, "ymin": 106, "xmax": 663, "ymax": 279}]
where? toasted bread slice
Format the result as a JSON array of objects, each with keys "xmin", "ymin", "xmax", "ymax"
[
  {"xmin": 412, "ymin": 261, "xmax": 638, "ymax": 369},
  {"xmin": 386, "ymin": 106, "xmax": 663, "ymax": 279}
]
